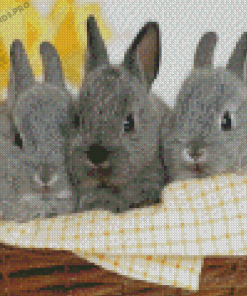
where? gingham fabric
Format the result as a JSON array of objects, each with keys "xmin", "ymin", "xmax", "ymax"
[{"xmin": 0, "ymin": 172, "xmax": 246, "ymax": 291}]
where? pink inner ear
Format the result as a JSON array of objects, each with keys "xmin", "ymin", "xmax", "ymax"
[{"xmin": 137, "ymin": 28, "xmax": 158, "ymax": 81}]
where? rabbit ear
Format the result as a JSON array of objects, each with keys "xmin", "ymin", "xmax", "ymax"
[
  {"xmin": 86, "ymin": 16, "xmax": 109, "ymax": 73},
  {"xmin": 194, "ymin": 32, "xmax": 218, "ymax": 69},
  {"xmin": 226, "ymin": 32, "xmax": 247, "ymax": 80},
  {"xmin": 9, "ymin": 40, "xmax": 35, "ymax": 100},
  {"xmin": 123, "ymin": 22, "xmax": 160, "ymax": 90},
  {"xmin": 40, "ymin": 42, "xmax": 65, "ymax": 88}
]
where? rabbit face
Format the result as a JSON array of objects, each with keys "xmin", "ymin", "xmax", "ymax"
[
  {"xmin": 168, "ymin": 59, "xmax": 247, "ymax": 182},
  {"xmin": 13, "ymin": 83, "xmax": 72, "ymax": 199},
  {"xmin": 68, "ymin": 64, "xmax": 159, "ymax": 193},
  {"xmin": 0, "ymin": 101, "xmax": 74, "ymax": 223}
]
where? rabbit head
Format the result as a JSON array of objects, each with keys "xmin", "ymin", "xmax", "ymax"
[
  {"xmin": 167, "ymin": 32, "xmax": 247, "ymax": 182},
  {"xmin": 1, "ymin": 40, "xmax": 76, "ymax": 222},
  {"xmin": 67, "ymin": 16, "xmax": 167, "ymax": 212}
]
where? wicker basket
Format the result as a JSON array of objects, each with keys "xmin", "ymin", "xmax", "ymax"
[{"xmin": 0, "ymin": 243, "xmax": 246, "ymax": 296}]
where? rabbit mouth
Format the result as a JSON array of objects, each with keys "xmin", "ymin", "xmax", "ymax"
[
  {"xmin": 85, "ymin": 166, "xmax": 115, "ymax": 187},
  {"xmin": 87, "ymin": 166, "xmax": 112, "ymax": 178},
  {"xmin": 194, "ymin": 163, "xmax": 202, "ymax": 174},
  {"xmin": 98, "ymin": 181, "xmax": 120, "ymax": 193},
  {"xmin": 30, "ymin": 184, "xmax": 54, "ymax": 194},
  {"xmin": 81, "ymin": 164, "xmax": 127, "ymax": 190},
  {"xmin": 191, "ymin": 163, "xmax": 211, "ymax": 178},
  {"xmin": 187, "ymin": 163, "xmax": 205, "ymax": 178},
  {"xmin": 78, "ymin": 175, "xmax": 121, "ymax": 192},
  {"xmin": 88, "ymin": 175, "xmax": 120, "ymax": 192}
]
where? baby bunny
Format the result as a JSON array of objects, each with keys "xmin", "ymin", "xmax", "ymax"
[
  {"xmin": 67, "ymin": 16, "xmax": 171, "ymax": 213},
  {"xmin": 0, "ymin": 40, "xmax": 76, "ymax": 222},
  {"xmin": 166, "ymin": 31, "xmax": 247, "ymax": 182}
]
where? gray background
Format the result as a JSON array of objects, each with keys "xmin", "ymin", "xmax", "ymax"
[{"xmin": 33, "ymin": 0, "xmax": 247, "ymax": 107}]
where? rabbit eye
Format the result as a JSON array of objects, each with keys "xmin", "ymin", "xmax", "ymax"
[
  {"xmin": 73, "ymin": 114, "xmax": 84, "ymax": 129},
  {"xmin": 221, "ymin": 111, "xmax": 232, "ymax": 131},
  {"xmin": 124, "ymin": 114, "xmax": 135, "ymax": 132},
  {"xmin": 74, "ymin": 114, "xmax": 80, "ymax": 128},
  {"xmin": 15, "ymin": 132, "xmax": 23, "ymax": 149}
]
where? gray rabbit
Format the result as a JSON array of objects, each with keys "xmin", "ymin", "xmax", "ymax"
[
  {"xmin": 66, "ymin": 16, "xmax": 171, "ymax": 213},
  {"xmin": 0, "ymin": 40, "xmax": 76, "ymax": 222},
  {"xmin": 166, "ymin": 31, "xmax": 247, "ymax": 182}
]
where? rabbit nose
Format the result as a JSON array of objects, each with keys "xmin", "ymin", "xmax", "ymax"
[
  {"xmin": 87, "ymin": 144, "xmax": 110, "ymax": 165},
  {"xmin": 183, "ymin": 148, "xmax": 207, "ymax": 163},
  {"xmin": 35, "ymin": 163, "xmax": 58, "ymax": 187}
]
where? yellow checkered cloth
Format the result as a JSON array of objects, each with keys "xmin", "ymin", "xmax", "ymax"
[{"xmin": 0, "ymin": 172, "xmax": 246, "ymax": 291}]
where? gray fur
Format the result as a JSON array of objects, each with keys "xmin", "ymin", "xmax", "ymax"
[
  {"xmin": 66, "ymin": 17, "xmax": 171, "ymax": 213},
  {"xmin": 193, "ymin": 32, "xmax": 217, "ymax": 69},
  {"xmin": 166, "ymin": 32, "xmax": 247, "ymax": 182},
  {"xmin": 0, "ymin": 40, "xmax": 76, "ymax": 222},
  {"xmin": 226, "ymin": 32, "xmax": 247, "ymax": 80},
  {"xmin": 86, "ymin": 16, "xmax": 109, "ymax": 74}
]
